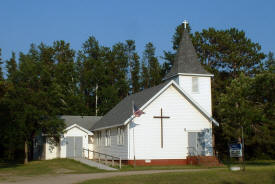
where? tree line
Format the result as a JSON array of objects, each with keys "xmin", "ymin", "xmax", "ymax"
[{"xmin": 0, "ymin": 24, "xmax": 274, "ymax": 162}]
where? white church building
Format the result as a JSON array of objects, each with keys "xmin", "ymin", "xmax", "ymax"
[{"xmin": 34, "ymin": 22, "xmax": 219, "ymax": 165}]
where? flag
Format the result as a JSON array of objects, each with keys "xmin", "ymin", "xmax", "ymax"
[{"xmin": 133, "ymin": 103, "xmax": 145, "ymax": 117}]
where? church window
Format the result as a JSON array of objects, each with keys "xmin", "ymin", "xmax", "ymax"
[
  {"xmin": 192, "ymin": 77, "xmax": 199, "ymax": 93},
  {"xmin": 97, "ymin": 131, "xmax": 101, "ymax": 145},
  {"xmin": 105, "ymin": 129, "xmax": 111, "ymax": 146},
  {"xmin": 88, "ymin": 135, "xmax": 93, "ymax": 144},
  {"xmin": 117, "ymin": 127, "xmax": 124, "ymax": 145}
]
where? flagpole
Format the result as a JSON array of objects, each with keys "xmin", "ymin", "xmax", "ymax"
[{"xmin": 132, "ymin": 100, "xmax": 136, "ymax": 168}]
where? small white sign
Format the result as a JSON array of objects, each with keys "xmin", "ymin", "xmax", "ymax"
[
  {"xmin": 145, "ymin": 159, "xmax": 151, "ymax": 163},
  {"xmin": 230, "ymin": 143, "xmax": 242, "ymax": 158}
]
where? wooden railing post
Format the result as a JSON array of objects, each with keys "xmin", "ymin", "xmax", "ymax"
[
  {"xmin": 119, "ymin": 157, "xmax": 121, "ymax": 169},
  {"xmin": 105, "ymin": 154, "xmax": 107, "ymax": 165},
  {"xmin": 112, "ymin": 156, "xmax": 114, "ymax": 167},
  {"xmin": 99, "ymin": 153, "xmax": 101, "ymax": 163}
]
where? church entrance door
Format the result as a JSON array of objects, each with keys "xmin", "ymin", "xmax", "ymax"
[{"xmin": 188, "ymin": 132, "xmax": 205, "ymax": 156}]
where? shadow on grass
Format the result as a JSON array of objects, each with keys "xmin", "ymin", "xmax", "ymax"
[
  {"xmin": 0, "ymin": 162, "xmax": 23, "ymax": 169},
  {"xmin": 221, "ymin": 182, "xmax": 245, "ymax": 184},
  {"xmin": 223, "ymin": 160, "xmax": 275, "ymax": 167},
  {"xmin": 244, "ymin": 160, "xmax": 275, "ymax": 166}
]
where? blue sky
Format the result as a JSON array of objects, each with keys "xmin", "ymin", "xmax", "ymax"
[{"xmin": 0, "ymin": 0, "xmax": 274, "ymax": 65}]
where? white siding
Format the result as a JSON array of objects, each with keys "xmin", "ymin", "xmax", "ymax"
[
  {"xmin": 128, "ymin": 85, "xmax": 212, "ymax": 160},
  {"xmin": 45, "ymin": 137, "xmax": 58, "ymax": 160},
  {"xmin": 175, "ymin": 76, "xmax": 212, "ymax": 115},
  {"xmin": 88, "ymin": 136, "xmax": 94, "ymax": 159},
  {"xmin": 60, "ymin": 126, "xmax": 90, "ymax": 158},
  {"xmin": 94, "ymin": 126, "xmax": 128, "ymax": 160}
]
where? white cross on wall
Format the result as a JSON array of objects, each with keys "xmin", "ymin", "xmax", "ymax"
[{"xmin": 183, "ymin": 20, "xmax": 188, "ymax": 29}]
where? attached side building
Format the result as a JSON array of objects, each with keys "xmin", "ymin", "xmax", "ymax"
[{"xmin": 33, "ymin": 116, "xmax": 101, "ymax": 160}]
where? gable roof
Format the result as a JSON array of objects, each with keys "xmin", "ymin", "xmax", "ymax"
[
  {"xmin": 65, "ymin": 124, "xmax": 93, "ymax": 135},
  {"xmin": 92, "ymin": 80, "xmax": 219, "ymax": 131},
  {"xmin": 92, "ymin": 81, "xmax": 170, "ymax": 130},
  {"xmin": 60, "ymin": 115, "xmax": 102, "ymax": 130},
  {"xmin": 164, "ymin": 29, "xmax": 212, "ymax": 80}
]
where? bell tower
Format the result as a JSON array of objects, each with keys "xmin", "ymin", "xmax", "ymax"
[{"xmin": 164, "ymin": 20, "xmax": 214, "ymax": 115}]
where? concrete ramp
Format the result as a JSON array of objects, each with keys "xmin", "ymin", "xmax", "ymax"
[{"xmin": 74, "ymin": 158, "xmax": 117, "ymax": 171}]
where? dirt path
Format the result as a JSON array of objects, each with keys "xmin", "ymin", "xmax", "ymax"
[{"xmin": 0, "ymin": 168, "xmax": 222, "ymax": 184}]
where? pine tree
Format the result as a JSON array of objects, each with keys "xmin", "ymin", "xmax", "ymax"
[
  {"xmin": 6, "ymin": 44, "xmax": 66, "ymax": 163},
  {"xmin": 0, "ymin": 49, "xmax": 3, "ymax": 81},
  {"xmin": 264, "ymin": 52, "xmax": 275, "ymax": 73},
  {"xmin": 52, "ymin": 40, "xmax": 86, "ymax": 115},
  {"xmin": 141, "ymin": 59, "xmax": 149, "ymax": 90},
  {"xmin": 143, "ymin": 42, "xmax": 161, "ymax": 87},
  {"xmin": 111, "ymin": 42, "xmax": 129, "ymax": 99},
  {"xmin": 6, "ymin": 52, "xmax": 17, "ymax": 80},
  {"xmin": 126, "ymin": 40, "xmax": 140, "ymax": 94},
  {"xmin": 131, "ymin": 53, "xmax": 140, "ymax": 93},
  {"xmin": 78, "ymin": 36, "xmax": 107, "ymax": 115}
]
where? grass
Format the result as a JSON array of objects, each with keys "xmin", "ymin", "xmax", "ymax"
[
  {"xmin": 80, "ymin": 163, "xmax": 275, "ymax": 184},
  {"xmin": 1, "ymin": 159, "xmax": 274, "ymax": 183},
  {"xmin": 0, "ymin": 158, "xmax": 104, "ymax": 181},
  {"xmin": 119, "ymin": 164, "xmax": 220, "ymax": 171}
]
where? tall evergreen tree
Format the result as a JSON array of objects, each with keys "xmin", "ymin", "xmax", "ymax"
[
  {"xmin": 141, "ymin": 58, "xmax": 150, "ymax": 90},
  {"xmin": 126, "ymin": 40, "xmax": 140, "ymax": 93},
  {"xmin": 131, "ymin": 53, "xmax": 140, "ymax": 93},
  {"xmin": 78, "ymin": 36, "xmax": 106, "ymax": 115},
  {"xmin": 52, "ymin": 40, "xmax": 86, "ymax": 114},
  {"xmin": 5, "ymin": 44, "xmax": 66, "ymax": 163},
  {"xmin": 6, "ymin": 52, "xmax": 17, "ymax": 80},
  {"xmin": 143, "ymin": 42, "xmax": 161, "ymax": 87},
  {"xmin": 264, "ymin": 52, "xmax": 275, "ymax": 73},
  {"xmin": 0, "ymin": 49, "xmax": 3, "ymax": 81},
  {"xmin": 110, "ymin": 42, "xmax": 129, "ymax": 99}
]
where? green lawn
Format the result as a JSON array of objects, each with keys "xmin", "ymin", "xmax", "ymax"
[
  {"xmin": 0, "ymin": 158, "xmax": 104, "ymax": 181},
  {"xmin": 80, "ymin": 164, "xmax": 275, "ymax": 184},
  {"xmin": 119, "ymin": 164, "xmax": 220, "ymax": 171}
]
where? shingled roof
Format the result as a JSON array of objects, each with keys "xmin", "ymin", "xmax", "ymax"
[
  {"xmin": 60, "ymin": 115, "xmax": 102, "ymax": 130},
  {"xmin": 164, "ymin": 29, "xmax": 212, "ymax": 80},
  {"xmin": 92, "ymin": 81, "xmax": 170, "ymax": 130}
]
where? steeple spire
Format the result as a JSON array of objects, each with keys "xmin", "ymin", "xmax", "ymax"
[{"xmin": 164, "ymin": 21, "xmax": 212, "ymax": 80}]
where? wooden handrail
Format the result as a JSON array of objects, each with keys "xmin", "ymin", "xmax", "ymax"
[
  {"xmin": 83, "ymin": 148, "xmax": 121, "ymax": 159},
  {"xmin": 83, "ymin": 148, "xmax": 121, "ymax": 169}
]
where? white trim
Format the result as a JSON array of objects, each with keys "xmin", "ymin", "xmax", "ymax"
[
  {"xmin": 164, "ymin": 73, "xmax": 214, "ymax": 81},
  {"xmin": 65, "ymin": 124, "xmax": 93, "ymax": 135},
  {"xmin": 171, "ymin": 81, "xmax": 219, "ymax": 126},
  {"xmin": 178, "ymin": 73, "xmax": 214, "ymax": 77},
  {"xmin": 93, "ymin": 123, "xmax": 124, "ymax": 131},
  {"xmin": 123, "ymin": 80, "xmax": 175, "ymax": 126}
]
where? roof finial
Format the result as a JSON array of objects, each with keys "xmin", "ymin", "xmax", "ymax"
[{"xmin": 183, "ymin": 20, "xmax": 188, "ymax": 29}]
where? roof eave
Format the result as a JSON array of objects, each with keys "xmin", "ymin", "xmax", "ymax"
[
  {"xmin": 92, "ymin": 123, "xmax": 125, "ymax": 131},
  {"xmin": 65, "ymin": 124, "xmax": 93, "ymax": 135},
  {"xmin": 164, "ymin": 73, "xmax": 214, "ymax": 81}
]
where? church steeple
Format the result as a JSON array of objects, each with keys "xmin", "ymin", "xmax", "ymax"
[{"xmin": 164, "ymin": 21, "xmax": 212, "ymax": 80}]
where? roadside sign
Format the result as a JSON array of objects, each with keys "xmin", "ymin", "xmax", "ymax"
[{"xmin": 229, "ymin": 143, "xmax": 242, "ymax": 157}]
